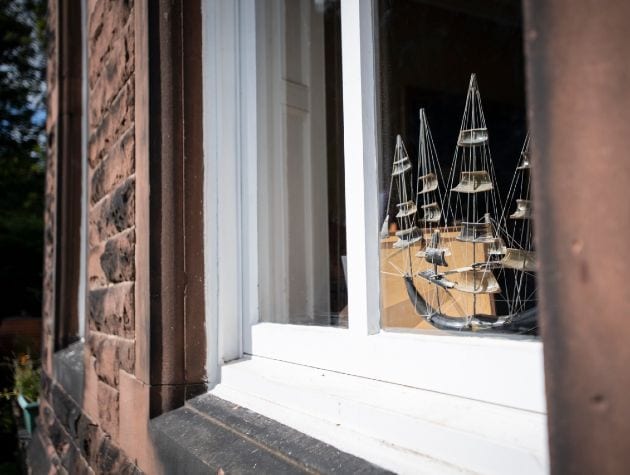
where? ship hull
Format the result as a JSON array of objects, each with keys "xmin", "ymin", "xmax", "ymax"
[{"xmin": 403, "ymin": 276, "xmax": 537, "ymax": 333}]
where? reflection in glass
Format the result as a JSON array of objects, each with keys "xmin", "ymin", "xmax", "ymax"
[{"xmin": 257, "ymin": 0, "xmax": 346, "ymax": 327}]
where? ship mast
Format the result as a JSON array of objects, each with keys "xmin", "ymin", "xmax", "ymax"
[
  {"xmin": 398, "ymin": 75, "xmax": 538, "ymax": 333},
  {"xmin": 444, "ymin": 74, "xmax": 503, "ymax": 316},
  {"xmin": 500, "ymin": 134, "xmax": 537, "ymax": 315},
  {"xmin": 414, "ymin": 109, "xmax": 449, "ymax": 314},
  {"xmin": 390, "ymin": 135, "xmax": 422, "ymax": 253}
]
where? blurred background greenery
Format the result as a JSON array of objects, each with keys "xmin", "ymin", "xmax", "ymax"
[
  {"xmin": 0, "ymin": 0, "xmax": 47, "ymax": 321},
  {"xmin": 0, "ymin": 0, "xmax": 46, "ymax": 472}
]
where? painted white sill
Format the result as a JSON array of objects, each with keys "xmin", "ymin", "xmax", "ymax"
[
  {"xmin": 246, "ymin": 322, "xmax": 546, "ymax": 413},
  {"xmin": 210, "ymin": 356, "xmax": 548, "ymax": 474}
]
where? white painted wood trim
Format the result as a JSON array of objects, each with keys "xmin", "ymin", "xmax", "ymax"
[
  {"xmin": 78, "ymin": 0, "xmax": 88, "ymax": 340},
  {"xmin": 211, "ymin": 356, "xmax": 549, "ymax": 474},
  {"xmin": 202, "ymin": 0, "xmax": 218, "ymax": 382},
  {"xmin": 248, "ymin": 322, "xmax": 546, "ymax": 413},
  {"xmin": 340, "ymin": 0, "xmax": 381, "ymax": 335},
  {"xmin": 239, "ymin": 0, "xmax": 260, "ymax": 355},
  {"xmin": 204, "ymin": 0, "xmax": 261, "ymax": 372}
]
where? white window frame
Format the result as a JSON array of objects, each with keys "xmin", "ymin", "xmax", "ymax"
[
  {"xmin": 78, "ymin": 0, "xmax": 89, "ymax": 341},
  {"xmin": 202, "ymin": 0, "xmax": 547, "ymax": 471}
]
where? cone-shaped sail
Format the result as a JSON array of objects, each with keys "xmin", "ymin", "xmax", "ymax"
[
  {"xmin": 392, "ymin": 155, "xmax": 412, "ymax": 176},
  {"xmin": 388, "ymin": 135, "xmax": 422, "ymax": 249},
  {"xmin": 415, "ymin": 109, "xmax": 445, "ymax": 230},
  {"xmin": 445, "ymin": 74, "xmax": 502, "ymax": 230},
  {"xmin": 439, "ymin": 74, "xmax": 504, "ymax": 317},
  {"xmin": 500, "ymin": 133, "xmax": 537, "ymax": 317}
]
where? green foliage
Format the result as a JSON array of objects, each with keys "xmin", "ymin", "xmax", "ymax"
[
  {"xmin": 0, "ymin": 0, "xmax": 47, "ymax": 319},
  {"xmin": 12, "ymin": 355, "xmax": 39, "ymax": 402},
  {"xmin": 1, "ymin": 354, "xmax": 40, "ymax": 403},
  {"xmin": 0, "ymin": 396, "xmax": 15, "ymax": 433}
]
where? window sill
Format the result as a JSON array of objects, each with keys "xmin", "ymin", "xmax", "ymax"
[
  {"xmin": 247, "ymin": 322, "xmax": 546, "ymax": 412},
  {"xmin": 150, "ymin": 387, "xmax": 386, "ymax": 474},
  {"xmin": 52, "ymin": 340, "xmax": 85, "ymax": 406},
  {"xmin": 210, "ymin": 356, "xmax": 549, "ymax": 474}
]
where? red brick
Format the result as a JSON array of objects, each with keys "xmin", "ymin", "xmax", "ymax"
[
  {"xmin": 88, "ymin": 1, "xmax": 133, "ymax": 89},
  {"xmin": 88, "ymin": 242, "xmax": 108, "ymax": 289},
  {"xmin": 89, "ymin": 80, "xmax": 134, "ymax": 169},
  {"xmin": 89, "ymin": 332, "xmax": 135, "ymax": 387},
  {"xmin": 89, "ymin": 177, "xmax": 136, "ymax": 246},
  {"xmin": 89, "ymin": 283, "xmax": 135, "ymax": 338},
  {"xmin": 100, "ymin": 228, "xmax": 135, "ymax": 284},
  {"xmin": 89, "ymin": 5, "xmax": 134, "ymax": 128},
  {"xmin": 97, "ymin": 380, "xmax": 119, "ymax": 439},
  {"xmin": 90, "ymin": 126, "xmax": 135, "ymax": 205}
]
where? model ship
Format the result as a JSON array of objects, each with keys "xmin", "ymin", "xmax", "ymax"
[{"xmin": 382, "ymin": 74, "xmax": 537, "ymax": 333}]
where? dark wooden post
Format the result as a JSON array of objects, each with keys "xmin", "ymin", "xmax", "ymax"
[{"xmin": 524, "ymin": 1, "xmax": 630, "ymax": 472}]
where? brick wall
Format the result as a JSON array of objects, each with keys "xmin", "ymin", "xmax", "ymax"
[
  {"xmin": 36, "ymin": 0, "xmax": 141, "ymax": 472},
  {"xmin": 37, "ymin": 370, "xmax": 140, "ymax": 473},
  {"xmin": 41, "ymin": 0, "xmax": 57, "ymax": 378},
  {"xmin": 86, "ymin": 0, "xmax": 136, "ymax": 442}
]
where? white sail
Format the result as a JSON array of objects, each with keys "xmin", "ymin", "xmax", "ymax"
[
  {"xmin": 396, "ymin": 201, "xmax": 417, "ymax": 218},
  {"xmin": 454, "ymin": 270, "xmax": 501, "ymax": 294},
  {"xmin": 421, "ymin": 203, "xmax": 441, "ymax": 223},
  {"xmin": 487, "ymin": 237, "xmax": 507, "ymax": 256},
  {"xmin": 452, "ymin": 171, "xmax": 494, "ymax": 193},
  {"xmin": 380, "ymin": 215, "xmax": 390, "ymax": 239},
  {"xmin": 501, "ymin": 248, "xmax": 536, "ymax": 272},
  {"xmin": 417, "ymin": 172, "xmax": 439, "ymax": 194},
  {"xmin": 393, "ymin": 225, "xmax": 422, "ymax": 248},
  {"xmin": 457, "ymin": 127, "xmax": 489, "ymax": 147},
  {"xmin": 510, "ymin": 199, "xmax": 532, "ymax": 219},
  {"xmin": 392, "ymin": 156, "xmax": 412, "ymax": 176},
  {"xmin": 456, "ymin": 221, "xmax": 495, "ymax": 243}
]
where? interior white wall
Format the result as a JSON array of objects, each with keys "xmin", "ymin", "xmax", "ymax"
[{"xmin": 258, "ymin": 0, "xmax": 331, "ymax": 323}]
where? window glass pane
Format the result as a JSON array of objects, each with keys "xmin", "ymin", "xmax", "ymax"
[
  {"xmin": 376, "ymin": 1, "xmax": 536, "ymax": 335},
  {"xmin": 257, "ymin": 0, "xmax": 346, "ymax": 327}
]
